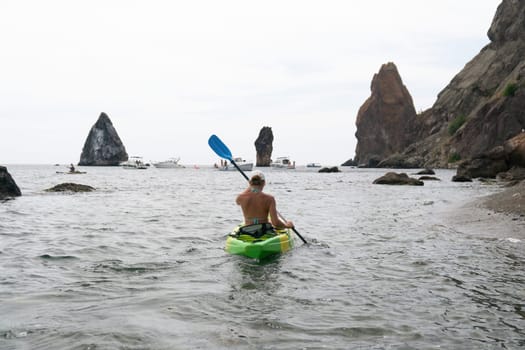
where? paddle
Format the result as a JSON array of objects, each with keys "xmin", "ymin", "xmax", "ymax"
[{"xmin": 208, "ymin": 134, "xmax": 308, "ymax": 245}]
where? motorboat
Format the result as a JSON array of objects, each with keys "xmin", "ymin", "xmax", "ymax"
[
  {"xmin": 120, "ymin": 156, "xmax": 148, "ymax": 169},
  {"xmin": 153, "ymin": 157, "xmax": 185, "ymax": 168},
  {"xmin": 306, "ymin": 162, "xmax": 322, "ymax": 168},
  {"xmin": 218, "ymin": 157, "xmax": 253, "ymax": 171},
  {"xmin": 270, "ymin": 157, "xmax": 295, "ymax": 169}
]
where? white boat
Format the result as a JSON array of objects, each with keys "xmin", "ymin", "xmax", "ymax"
[
  {"xmin": 270, "ymin": 157, "xmax": 295, "ymax": 169},
  {"xmin": 120, "ymin": 156, "xmax": 148, "ymax": 169},
  {"xmin": 218, "ymin": 157, "xmax": 253, "ymax": 171},
  {"xmin": 307, "ymin": 162, "xmax": 322, "ymax": 168},
  {"xmin": 153, "ymin": 157, "xmax": 185, "ymax": 168}
]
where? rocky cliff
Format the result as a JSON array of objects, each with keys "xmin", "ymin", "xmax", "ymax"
[
  {"xmin": 255, "ymin": 127, "xmax": 273, "ymax": 167},
  {"xmin": 353, "ymin": 0, "xmax": 525, "ymax": 169},
  {"xmin": 354, "ymin": 62, "xmax": 418, "ymax": 167},
  {"xmin": 78, "ymin": 112, "xmax": 128, "ymax": 166}
]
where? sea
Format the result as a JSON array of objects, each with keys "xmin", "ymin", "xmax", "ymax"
[{"xmin": 1, "ymin": 164, "xmax": 524, "ymax": 350}]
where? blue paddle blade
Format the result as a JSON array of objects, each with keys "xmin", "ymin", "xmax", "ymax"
[{"xmin": 208, "ymin": 134, "xmax": 233, "ymax": 160}]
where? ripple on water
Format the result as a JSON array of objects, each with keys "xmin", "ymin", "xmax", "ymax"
[{"xmin": 2, "ymin": 166, "xmax": 525, "ymax": 349}]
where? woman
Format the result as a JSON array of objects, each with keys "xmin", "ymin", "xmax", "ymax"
[{"xmin": 236, "ymin": 171, "xmax": 294, "ymax": 230}]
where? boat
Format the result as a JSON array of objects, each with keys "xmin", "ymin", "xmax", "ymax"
[
  {"xmin": 306, "ymin": 162, "xmax": 322, "ymax": 168},
  {"xmin": 218, "ymin": 157, "xmax": 253, "ymax": 171},
  {"xmin": 56, "ymin": 164, "xmax": 86, "ymax": 174},
  {"xmin": 270, "ymin": 157, "xmax": 295, "ymax": 169},
  {"xmin": 120, "ymin": 156, "xmax": 148, "ymax": 169},
  {"xmin": 225, "ymin": 224, "xmax": 294, "ymax": 260},
  {"xmin": 153, "ymin": 157, "xmax": 185, "ymax": 168},
  {"xmin": 56, "ymin": 171, "xmax": 87, "ymax": 174}
]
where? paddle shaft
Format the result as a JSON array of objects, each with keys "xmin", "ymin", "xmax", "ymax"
[
  {"xmin": 230, "ymin": 158, "xmax": 308, "ymax": 245},
  {"xmin": 231, "ymin": 159, "xmax": 249, "ymax": 181}
]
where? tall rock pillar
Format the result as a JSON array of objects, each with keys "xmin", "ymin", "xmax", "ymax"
[
  {"xmin": 255, "ymin": 127, "xmax": 273, "ymax": 167},
  {"xmin": 354, "ymin": 62, "xmax": 418, "ymax": 167}
]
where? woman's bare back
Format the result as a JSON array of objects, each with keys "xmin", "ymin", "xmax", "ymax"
[{"xmin": 236, "ymin": 191, "xmax": 273, "ymax": 224}]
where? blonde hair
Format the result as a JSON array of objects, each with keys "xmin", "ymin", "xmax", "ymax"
[{"xmin": 249, "ymin": 175, "xmax": 265, "ymax": 186}]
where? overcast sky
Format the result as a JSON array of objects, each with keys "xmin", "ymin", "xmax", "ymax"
[{"xmin": 1, "ymin": 0, "xmax": 500, "ymax": 166}]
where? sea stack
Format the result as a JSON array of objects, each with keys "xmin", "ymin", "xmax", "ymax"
[
  {"xmin": 354, "ymin": 62, "xmax": 418, "ymax": 167},
  {"xmin": 0, "ymin": 166, "xmax": 22, "ymax": 199},
  {"xmin": 78, "ymin": 112, "xmax": 128, "ymax": 166},
  {"xmin": 255, "ymin": 126, "xmax": 273, "ymax": 167}
]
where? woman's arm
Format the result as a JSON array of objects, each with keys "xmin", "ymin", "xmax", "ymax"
[{"xmin": 268, "ymin": 196, "xmax": 293, "ymax": 228}]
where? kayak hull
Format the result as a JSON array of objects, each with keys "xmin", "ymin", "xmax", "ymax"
[{"xmin": 225, "ymin": 227, "xmax": 293, "ymax": 259}]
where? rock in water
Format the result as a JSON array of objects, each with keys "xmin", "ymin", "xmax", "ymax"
[
  {"xmin": 255, "ymin": 126, "xmax": 273, "ymax": 167},
  {"xmin": 354, "ymin": 62, "xmax": 418, "ymax": 167},
  {"xmin": 0, "ymin": 166, "xmax": 22, "ymax": 199},
  {"xmin": 373, "ymin": 172, "xmax": 424, "ymax": 186},
  {"xmin": 318, "ymin": 167, "xmax": 341, "ymax": 173},
  {"xmin": 45, "ymin": 183, "xmax": 95, "ymax": 192},
  {"xmin": 78, "ymin": 112, "xmax": 128, "ymax": 166}
]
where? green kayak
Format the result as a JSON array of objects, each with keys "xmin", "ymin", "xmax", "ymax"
[{"xmin": 225, "ymin": 224, "xmax": 294, "ymax": 260}]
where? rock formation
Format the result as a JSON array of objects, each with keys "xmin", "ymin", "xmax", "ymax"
[
  {"xmin": 451, "ymin": 174, "xmax": 473, "ymax": 182},
  {"xmin": 352, "ymin": 0, "xmax": 525, "ymax": 169},
  {"xmin": 498, "ymin": 166, "xmax": 525, "ymax": 183},
  {"xmin": 419, "ymin": 176, "xmax": 440, "ymax": 181},
  {"xmin": 255, "ymin": 127, "xmax": 273, "ymax": 167},
  {"xmin": 454, "ymin": 132, "xmax": 525, "ymax": 179},
  {"xmin": 79, "ymin": 112, "xmax": 128, "ymax": 166},
  {"xmin": 419, "ymin": 0, "xmax": 525, "ymax": 166},
  {"xmin": 504, "ymin": 132, "xmax": 525, "ymax": 167},
  {"xmin": 318, "ymin": 166, "xmax": 341, "ymax": 173},
  {"xmin": 45, "ymin": 183, "xmax": 95, "ymax": 192},
  {"xmin": 341, "ymin": 158, "xmax": 357, "ymax": 166},
  {"xmin": 372, "ymin": 172, "xmax": 424, "ymax": 186},
  {"xmin": 0, "ymin": 166, "xmax": 22, "ymax": 199},
  {"xmin": 455, "ymin": 146, "xmax": 509, "ymax": 179},
  {"xmin": 354, "ymin": 62, "xmax": 418, "ymax": 167},
  {"xmin": 416, "ymin": 169, "xmax": 435, "ymax": 175}
]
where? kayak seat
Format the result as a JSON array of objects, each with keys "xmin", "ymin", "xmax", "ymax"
[{"xmin": 236, "ymin": 223, "xmax": 275, "ymax": 239}]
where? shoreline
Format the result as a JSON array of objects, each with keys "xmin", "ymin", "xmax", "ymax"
[
  {"xmin": 481, "ymin": 180, "xmax": 525, "ymax": 218},
  {"xmin": 445, "ymin": 180, "xmax": 525, "ymax": 240}
]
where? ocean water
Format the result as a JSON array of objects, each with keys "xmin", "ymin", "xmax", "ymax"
[{"xmin": 1, "ymin": 165, "xmax": 524, "ymax": 350}]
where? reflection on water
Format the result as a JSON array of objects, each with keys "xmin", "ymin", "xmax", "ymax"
[
  {"xmin": 233, "ymin": 256, "xmax": 283, "ymax": 292},
  {"xmin": 1, "ymin": 165, "xmax": 524, "ymax": 349}
]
